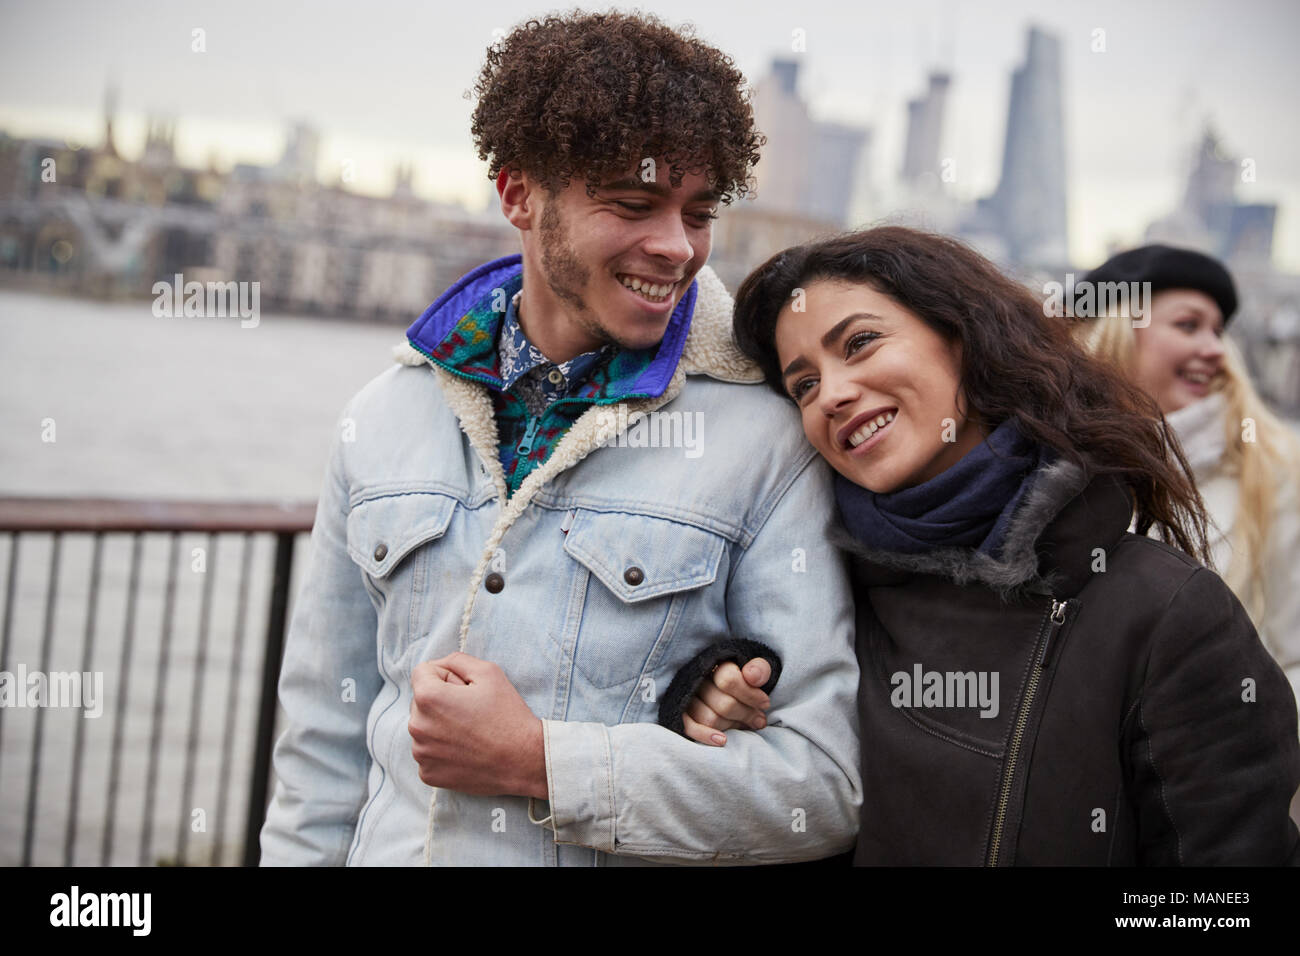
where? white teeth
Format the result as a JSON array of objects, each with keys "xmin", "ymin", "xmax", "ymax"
[
  {"xmin": 847, "ymin": 411, "xmax": 895, "ymax": 448},
  {"xmin": 619, "ymin": 275, "xmax": 672, "ymax": 300},
  {"xmin": 1181, "ymin": 370, "xmax": 1211, "ymax": 384}
]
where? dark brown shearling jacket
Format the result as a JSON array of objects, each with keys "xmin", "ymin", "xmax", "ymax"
[{"xmin": 836, "ymin": 454, "xmax": 1300, "ymax": 866}]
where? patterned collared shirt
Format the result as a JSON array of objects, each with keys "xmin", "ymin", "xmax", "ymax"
[
  {"xmin": 412, "ymin": 264, "xmax": 697, "ymax": 497},
  {"xmin": 497, "ymin": 290, "xmax": 617, "ymax": 418},
  {"xmin": 415, "ymin": 270, "xmax": 667, "ymax": 495}
]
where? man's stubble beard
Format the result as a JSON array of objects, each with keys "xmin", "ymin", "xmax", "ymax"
[{"xmin": 538, "ymin": 198, "xmax": 621, "ymax": 350}]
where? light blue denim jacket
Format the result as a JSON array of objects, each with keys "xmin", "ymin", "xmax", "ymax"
[{"xmin": 259, "ymin": 257, "xmax": 862, "ymax": 866}]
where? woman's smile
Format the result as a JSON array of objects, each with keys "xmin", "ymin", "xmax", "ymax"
[
  {"xmin": 775, "ymin": 279, "xmax": 986, "ymax": 494},
  {"xmin": 843, "ymin": 409, "xmax": 897, "ymax": 453}
]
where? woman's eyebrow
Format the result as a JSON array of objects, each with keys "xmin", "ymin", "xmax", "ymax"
[
  {"xmin": 781, "ymin": 312, "xmax": 884, "ymax": 381},
  {"xmin": 1176, "ymin": 304, "xmax": 1222, "ymax": 326}
]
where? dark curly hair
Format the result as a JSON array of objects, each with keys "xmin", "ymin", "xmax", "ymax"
[
  {"xmin": 469, "ymin": 8, "xmax": 764, "ymax": 203},
  {"xmin": 733, "ymin": 226, "xmax": 1214, "ymax": 566}
]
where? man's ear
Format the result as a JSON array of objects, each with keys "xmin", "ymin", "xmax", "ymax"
[{"xmin": 497, "ymin": 167, "xmax": 537, "ymax": 231}]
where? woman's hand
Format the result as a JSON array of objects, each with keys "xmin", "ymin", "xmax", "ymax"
[{"xmin": 682, "ymin": 656, "xmax": 773, "ymax": 746}]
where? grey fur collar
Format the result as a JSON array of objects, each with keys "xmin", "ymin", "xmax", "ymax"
[{"xmin": 828, "ymin": 455, "xmax": 1093, "ymax": 601}]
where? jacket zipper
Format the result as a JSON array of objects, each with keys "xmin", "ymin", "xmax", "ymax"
[
  {"xmin": 517, "ymin": 416, "xmax": 543, "ymax": 456},
  {"xmin": 986, "ymin": 597, "xmax": 1069, "ymax": 866}
]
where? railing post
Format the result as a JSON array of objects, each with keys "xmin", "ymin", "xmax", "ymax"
[{"xmin": 243, "ymin": 531, "xmax": 296, "ymax": 867}]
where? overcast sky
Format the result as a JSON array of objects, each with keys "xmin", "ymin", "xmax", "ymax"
[{"xmin": 2, "ymin": 0, "xmax": 1297, "ymax": 270}]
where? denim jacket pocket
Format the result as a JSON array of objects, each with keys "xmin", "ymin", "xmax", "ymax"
[
  {"xmin": 562, "ymin": 508, "xmax": 727, "ymax": 690},
  {"xmin": 346, "ymin": 490, "xmax": 458, "ymax": 660}
]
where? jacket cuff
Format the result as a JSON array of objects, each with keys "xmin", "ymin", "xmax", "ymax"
[
  {"xmin": 657, "ymin": 638, "xmax": 783, "ymax": 737},
  {"xmin": 539, "ymin": 718, "xmax": 615, "ymax": 851}
]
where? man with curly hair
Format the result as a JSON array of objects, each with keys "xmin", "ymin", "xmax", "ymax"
[{"xmin": 260, "ymin": 9, "xmax": 861, "ymax": 866}]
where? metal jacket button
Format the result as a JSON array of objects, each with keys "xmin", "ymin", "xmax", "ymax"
[
  {"xmin": 373, "ymin": 543, "xmax": 388, "ymax": 561},
  {"xmin": 623, "ymin": 566, "xmax": 644, "ymax": 586},
  {"xmin": 547, "ymin": 369, "xmax": 564, "ymax": 385},
  {"xmin": 485, "ymin": 572, "xmax": 505, "ymax": 593}
]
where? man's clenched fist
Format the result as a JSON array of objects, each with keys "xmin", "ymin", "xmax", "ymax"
[{"xmin": 408, "ymin": 652, "xmax": 548, "ymax": 798}]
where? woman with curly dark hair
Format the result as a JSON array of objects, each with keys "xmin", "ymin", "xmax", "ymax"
[{"xmin": 666, "ymin": 226, "xmax": 1300, "ymax": 865}]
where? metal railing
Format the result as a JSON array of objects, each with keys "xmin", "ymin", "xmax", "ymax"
[{"xmin": 0, "ymin": 497, "xmax": 315, "ymax": 866}]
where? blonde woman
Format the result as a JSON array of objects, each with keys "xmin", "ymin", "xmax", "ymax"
[{"xmin": 1077, "ymin": 245, "xmax": 1300, "ymax": 714}]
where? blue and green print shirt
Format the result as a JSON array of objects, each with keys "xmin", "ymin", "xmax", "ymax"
[
  {"xmin": 405, "ymin": 258, "xmax": 699, "ymax": 497},
  {"xmin": 497, "ymin": 290, "xmax": 616, "ymax": 418}
]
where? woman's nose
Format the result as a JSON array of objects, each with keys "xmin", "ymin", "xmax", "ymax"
[
  {"xmin": 817, "ymin": 367, "xmax": 860, "ymax": 416},
  {"xmin": 1199, "ymin": 330, "xmax": 1226, "ymax": 360}
]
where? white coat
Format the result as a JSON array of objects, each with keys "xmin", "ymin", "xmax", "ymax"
[{"xmin": 1162, "ymin": 391, "xmax": 1300, "ymax": 713}]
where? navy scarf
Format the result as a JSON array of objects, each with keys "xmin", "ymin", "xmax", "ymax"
[{"xmin": 834, "ymin": 417, "xmax": 1054, "ymax": 558}]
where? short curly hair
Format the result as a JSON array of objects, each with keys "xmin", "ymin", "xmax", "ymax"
[{"xmin": 470, "ymin": 9, "xmax": 764, "ymax": 204}]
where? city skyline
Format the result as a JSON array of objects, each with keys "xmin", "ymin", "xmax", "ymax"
[{"xmin": 2, "ymin": 0, "xmax": 1298, "ymax": 271}]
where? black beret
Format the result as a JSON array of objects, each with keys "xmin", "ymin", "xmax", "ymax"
[{"xmin": 1082, "ymin": 244, "xmax": 1238, "ymax": 324}]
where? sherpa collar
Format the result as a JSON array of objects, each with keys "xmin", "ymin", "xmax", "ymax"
[
  {"xmin": 394, "ymin": 255, "xmax": 762, "ymax": 387},
  {"xmin": 391, "ymin": 253, "xmax": 764, "ymax": 668},
  {"xmin": 405, "ymin": 255, "xmax": 696, "ymax": 400},
  {"xmin": 831, "ymin": 455, "xmax": 1135, "ymax": 602}
]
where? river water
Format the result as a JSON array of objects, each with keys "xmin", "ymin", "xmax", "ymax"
[
  {"xmin": 0, "ymin": 288, "xmax": 411, "ymax": 865},
  {"xmin": 3, "ymin": 287, "xmax": 1298, "ymax": 864}
]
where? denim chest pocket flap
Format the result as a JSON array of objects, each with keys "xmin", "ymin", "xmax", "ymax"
[
  {"xmin": 346, "ymin": 491, "xmax": 458, "ymax": 578},
  {"xmin": 562, "ymin": 508, "xmax": 726, "ymax": 602}
]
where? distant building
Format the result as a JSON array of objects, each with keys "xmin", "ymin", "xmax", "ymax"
[
  {"xmin": 879, "ymin": 28, "xmax": 1070, "ymax": 271},
  {"xmin": 750, "ymin": 57, "xmax": 870, "ymax": 227},
  {"xmin": 0, "ymin": 86, "xmax": 517, "ymax": 319},
  {"xmin": 901, "ymin": 72, "xmax": 951, "ymax": 192},
  {"xmin": 971, "ymin": 26, "xmax": 1068, "ymax": 268},
  {"xmin": 1146, "ymin": 128, "xmax": 1276, "ymax": 268},
  {"xmin": 274, "ymin": 122, "xmax": 320, "ymax": 187},
  {"xmin": 808, "ymin": 122, "xmax": 871, "ymax": 226},
  {"xmin": 706, "ymin": 200, "xmax": 846, "ymax": 294}
]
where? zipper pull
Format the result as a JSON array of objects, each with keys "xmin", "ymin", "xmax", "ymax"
[
  {"xmin": 1037, "ymin": 599, "xmax": 1069, "ymax": 668},
  {"xmin": 560, "ymin": 508, "xmax": 575, "ymax": 535},
  {"xmin": 516, "ymin": 416, "xmax": 543, "ymax": 457}
]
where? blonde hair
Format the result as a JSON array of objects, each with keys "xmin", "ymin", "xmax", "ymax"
[{"xmin": 1077, "ymin": 313, "xmax": 1300, "ymax": 625}]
